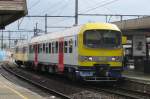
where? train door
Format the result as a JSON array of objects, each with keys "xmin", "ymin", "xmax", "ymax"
[
  {"xmin": 34, "ymin": 44, "xmax": 38, "ymax": 67},
  {"xmin": 58, "ymin": 39, "xmax": 64, "ymax": 73}
]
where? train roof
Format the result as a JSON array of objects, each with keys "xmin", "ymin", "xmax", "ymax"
[
  {"xmin": 30, "ymin": 25, "xmax": 82, "ymax": 44},
  {"xmin": 30, "ymin": 22, "xmax": 120, "ymax": 44},
  {"xmin": 16, "ymin": 41, "xmax": 28, "ymax": 47}
]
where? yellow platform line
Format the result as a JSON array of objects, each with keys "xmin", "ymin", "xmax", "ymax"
[{"xmin": 4, "ymin": 85, "xmax": 28, "ymax": 99}]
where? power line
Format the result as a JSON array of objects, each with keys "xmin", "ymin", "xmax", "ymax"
[
  {"xmin": 50, "ymin": 18, "xmax": 73, "ymax": 25},
  {"xmin": 26, "ymin": 15, "xmax": 75, "ymax": 18},
  {"xmin": 79, "ymin": 0, "xmax": 108, "ymax": 13},
  {"xmin": 28, "ymin": 0, "xmax": 41, "ymax": 10},
  {"xmin": 1, "ymin": 30, "xmax": 34, "ymax": 33},
  {"xmin": 55, "ymin": 0, "xmax": 71, "ymax": 16},
  {"xmin": 42, "ymin": 0, "xmax": 65, "ymax": 15},
  {"xmin": 80, "ymin": 0, "xmax": 120, "ymax": 14},
  {"xmin": 18, "ymin": 18, "xmax": 25, "ymax": 30},
  {"xmin": 47, "ymin": 26, "xmax": 71, "ymax": 28},
  {"xmin": 78, "ymin": 14, "xmax": 150, "ymax": 17}
]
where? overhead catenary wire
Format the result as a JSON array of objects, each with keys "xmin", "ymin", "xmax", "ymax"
[
  {"xmin": 42, "ymin": 0, "xmax": 66, "ymax": 15},
  {"xmin": 79, "ymin": 0, "xmax": 109, "ymax": 13},
  {"xmin": 80, "ymin": 0, "xmax": 120, "ymax": 14},
  {"xmin": 18, "ymin": 0, "xmax": 42, "ymax": 29},
  {"xmin": 28, "ymin": 0, "xmax": 41, "ymax": 10},
  {"xmin": 55, "ymin": 0, "xmax": 71, "ymax": 16}
]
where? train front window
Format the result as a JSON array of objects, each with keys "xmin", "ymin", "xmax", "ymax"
[{"xmin": 84, "ymin": 30, "xmax": 121, "ymax": 48}]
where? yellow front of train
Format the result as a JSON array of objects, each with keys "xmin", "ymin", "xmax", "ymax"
[{"xmin": 77, "ymin": 23, "xmax": 126, "ymax": 81}]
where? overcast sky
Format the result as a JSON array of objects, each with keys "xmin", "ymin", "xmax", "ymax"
[{"xmin": 4, "ymin": 0, "xmax": 150, "ymax": 40}]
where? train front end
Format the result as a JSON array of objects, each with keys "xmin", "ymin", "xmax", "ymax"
[{"xmin": 77, "ymin": 23, "xmax": 126, "ymax": 81}]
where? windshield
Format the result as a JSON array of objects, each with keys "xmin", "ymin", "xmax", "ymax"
[{"xmin": 83, "ymin": 30, "xmax": 121, "ymax": 48}]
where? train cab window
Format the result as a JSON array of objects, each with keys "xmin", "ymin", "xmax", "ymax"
[
  {"xmin": 49, "ymin": 43, "xmax": 51, "ymax": 53},
  {"xmin": 43, "ymin": 43, "xmax": 46, "ymax": 53},
  {"xmin": 52, "ymin": 42, "xmax": 55, "ymax": 54},
  {"xmin": 46, "ymin": 43, "xmax": 49, "ymax": 53},
  {"xmin": 64, "ymin": 41, "xmax": 68, "ymax": 53},
  {"xmin": 55, "ymin": 41, "xmax": 58, "ymax": 53},
  {"xmin": 69, "ymin": 39, "xmax": 73, "ymax": 53}
]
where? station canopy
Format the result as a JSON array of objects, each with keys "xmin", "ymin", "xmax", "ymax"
[
  {"xmin": 0, "ymin": 0, "xmax": 27, "ymax": 29},
  {"xmin": 113, "ymin": 16, "xmax": 150, "ymax": 31}
]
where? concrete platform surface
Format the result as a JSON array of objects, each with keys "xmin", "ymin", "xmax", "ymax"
[
  {"xmin": 0, "ymin": 74, "xmax": 45, "ymax": 99},
  {"xmin": 123, "ymin": 70, "xmax": 150, "ymax": 84}
]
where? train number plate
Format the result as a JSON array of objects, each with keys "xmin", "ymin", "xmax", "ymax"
[{"xmin": 80, "ymin": 72, "xmax": 93, "ymax": 77}]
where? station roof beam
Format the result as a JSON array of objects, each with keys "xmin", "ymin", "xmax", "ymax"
[
  {"xmin": 0, "ymin": 0, "xmax": 27, "ymax": 29},
  {"xmin": 113, "ymin": 16, "xmax": 150, "ymax": 31}
]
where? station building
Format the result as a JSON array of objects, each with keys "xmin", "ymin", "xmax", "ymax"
[{"xmin": 113, "ymin": 17, "xmax": 150, "ymax": 73}]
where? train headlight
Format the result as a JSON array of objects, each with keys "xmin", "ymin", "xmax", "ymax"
[
  {"xmin": 110, "ymin": 56, "xmax": 122, "ymax": 62},
  {"xmin": 111, "ymin": 57, "xmax": 116, "ymax": 61},
  {"xmin": 88, "ymin": 57, "xmax": 93, "ymax": 61},
  {"xmin": 79, "ymin": 56, "xmax": 94, "ymax": 62}
]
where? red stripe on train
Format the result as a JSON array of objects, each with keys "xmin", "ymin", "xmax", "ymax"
[
  {"xmin": 34, "ymin": 44, "xmax": 38, "ymax": 66},
  {"xmin": 58, "ymin": 38, "xmax": 64, "ymax": 72}
]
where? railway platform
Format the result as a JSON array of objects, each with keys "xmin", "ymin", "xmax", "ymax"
[
  {"xmin": 0, "ymin": 73, "xmax": 44, "ymax": 99},
  {"xmin": 123, "ymin": 70, "xmax": 150, "ymax": 83}
]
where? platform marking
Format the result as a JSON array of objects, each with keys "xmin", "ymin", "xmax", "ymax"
[
  {"xmin": 4, "ymin": 85, "xmax": 28, "ymax": 99},
  {"xmin": 0, "ymin": 74, "xmax": 29, "ymax": 99}
]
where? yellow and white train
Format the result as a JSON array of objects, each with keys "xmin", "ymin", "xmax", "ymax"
[{"xmin": 14, "ymin": 22, "xmax": 126, "ymax": 81}]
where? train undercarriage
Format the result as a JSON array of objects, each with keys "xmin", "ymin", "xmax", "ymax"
[{"xmin": 15, "ymin": 60, "xmax": 123, "ymax": 82}]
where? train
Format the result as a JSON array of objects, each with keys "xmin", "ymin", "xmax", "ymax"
[{"xmin": 14, "ymin": 22, "xmax": 127, "ymax": 81}]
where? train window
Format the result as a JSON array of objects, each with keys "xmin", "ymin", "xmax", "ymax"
[
  {"xmin": 23, "ymin": 47, "xmax": 26, "ymax": 53},
  {"xmin": 16, "ymin": 47, "xmax": 19, "ymax": 53},
  {"xmin": 75, "ymin": 40, "xmax": 77, "ymax": 47},
  {"xmin": 52, "ymin": 42, "xmax": 55, "ymax": 53},
  {"xmin": 38, "ymin": 44, "xmax": 40, "ymax": 53},
  {"xmin": 43, "ymin": 43, "xmax": 46, "ymax": 53},
  {"xmin": 40, "ymin": 44, "xmax": 42, "ymax": 53},
  {"xmin": 69, "ymin": 39, "xmax": 73, "ymax": 53},
  {"xmin": 29, "ymin": 45, "xmax": 31, "ymax": 53},
  {"xmin": 55, "ymin": 41, "xmax": 58, "ymax": 53},
  {"xmin": 29, "ymin": 45, "xmax": 32, "ymax": 53},
  {"xmin": 46, "ymin": 43, "xmax": 49, "ymax": 53},
  {"xmin": 64, "ymin": 41, "xmax": 68, "ymax": 53},
  {"xmin": 32, "ymin": 45, "xmax": 34, "ymax": 53},
  {"xmin": 49, "ymin": 43, "xmax": 51, "ymax": 53}
]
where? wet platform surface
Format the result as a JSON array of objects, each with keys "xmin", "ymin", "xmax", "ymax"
[
  {"xmin": 123, "ymin": 70, "xmax": 150, "ymax": 83},
  {"xmin": 0, "ymin": 74, "xmax": 44, "ymax": 99}
]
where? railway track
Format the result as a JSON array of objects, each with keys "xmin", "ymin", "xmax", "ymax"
[
  {"xmin": 85, "ymin": 79, "xmax": 150, "ymax": 99},
  {"xmin": 2, "ymin": 64, "xmax": 150, "ymax": 99},
  {"xmin": 92, "ymin": 86, "xmax": 150, "ymax": 99},
  {"xmin": 1, "ymin": 65, "xmax": 71, "ymax": 99}
]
